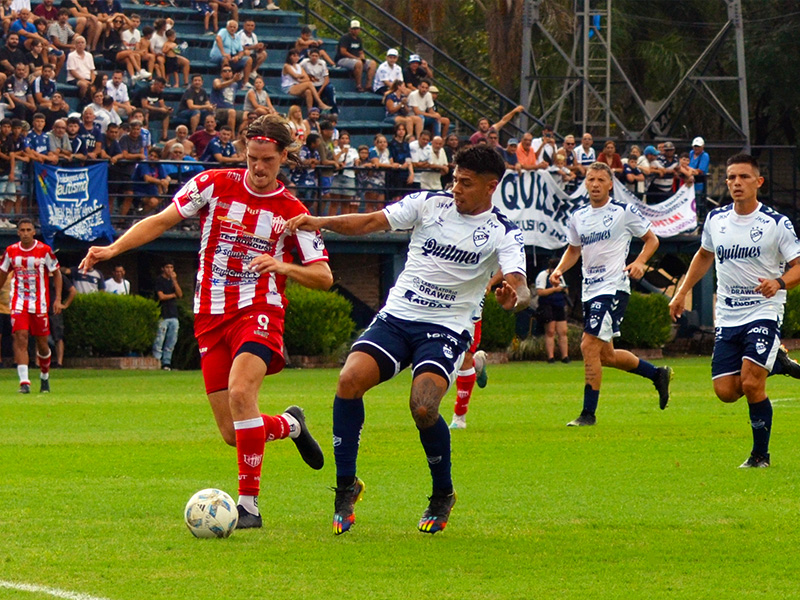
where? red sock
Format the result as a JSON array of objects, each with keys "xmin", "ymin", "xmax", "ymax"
[
  {"xmin": 454, "ymin": 369, "xmax": 476, "ymax": 416},
  {"xmin": 234, "ymin": 417, "xmax": 266, "ymax": 497},
  {"xmin": 38, "ymin": 352, "xmax": 51, "ymax": 376},
  {"xmin": 262, "ymin": 413, "xmax": 290, "ymax": 442}
]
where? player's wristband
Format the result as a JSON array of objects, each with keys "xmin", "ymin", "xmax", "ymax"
[{"xmin": 777, "ymin": 277, "xmax": 786, "ymax": 290}]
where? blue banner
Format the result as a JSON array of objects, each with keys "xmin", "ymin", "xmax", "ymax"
[{"xmin": 34, "ymin": 162, "xmax": 116, "ymax": 247}]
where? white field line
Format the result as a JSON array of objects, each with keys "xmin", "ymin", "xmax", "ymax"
[{"xmin": 0, "ymin": 580, "xmax": 112, "ymax": 600}]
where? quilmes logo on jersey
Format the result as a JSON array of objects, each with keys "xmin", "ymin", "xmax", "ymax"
[
  {"xmin": 421, "ymin": 238, "xmax": 481, "ymax": 264},
  {"xmin": 750, "ymin": 227, "xmax": 763, "ymax": 243},
  {"xmin": 716, "ymin": 244, "xmax": 761, "ymax": 264},
  {"xmin": 580, "ymin": 230, "xmax": 611, "ymax": 246}
]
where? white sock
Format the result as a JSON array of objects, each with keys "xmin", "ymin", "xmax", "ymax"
[
  {"xmin": 238, "ymin": 495, "xmax": 258, "ymax": 515},
  {"xmin": 458, "ymin": 367, "xmax": 476, "ymax": 377},
  {"xmin": 41, "ymin": 372, "xmax": 49, "ymax": 381},
  {"xmin": 283, "ymin": 412, "xmax": 301, "ymax": 439},
  {"xmin": 17, "ymin": 364, "xmax": 28, "ymax": 383}
]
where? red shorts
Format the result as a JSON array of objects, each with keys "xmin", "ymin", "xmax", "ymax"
[
  {"xmin": 11, "ymin": 310, "xmax": 49, "ymax": 337},
  {"xmin": 194, "ymin": 305, "xmax": 286, "ymax": 394},
  {"xmin": 469, "ymin": 319, "xmax": 482, "ymax": 354}
]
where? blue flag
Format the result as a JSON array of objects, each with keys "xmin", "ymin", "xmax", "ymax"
[{"xmin": 33, "ymin": 162, "xmax": 116, "ymax": 247}]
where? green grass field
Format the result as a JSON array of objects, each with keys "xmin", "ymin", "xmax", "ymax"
[{"xmin": 2, "ymin": 358, "xmax": 800, "ymax": 600}]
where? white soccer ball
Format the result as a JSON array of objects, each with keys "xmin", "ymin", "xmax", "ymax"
[{"xmin": 184, "ymin": 488, "xmax": 239, "ymax": 538}]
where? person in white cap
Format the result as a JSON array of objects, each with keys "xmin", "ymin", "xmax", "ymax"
[
  {"xmin": 689, "ymin": 136, "xmax": 710, "ymax": 196},
  {"xmin": 373, "ymin": 48, "xmax": 404, "ymax": 95},
  {"xmin": 334, "ymin": 19, "xmax": 376, "ymax": 92}
]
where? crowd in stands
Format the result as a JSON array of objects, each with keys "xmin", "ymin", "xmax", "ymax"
[{"xmin": 0, "ymin": 2, "xmax": 712, "ymax": 227}]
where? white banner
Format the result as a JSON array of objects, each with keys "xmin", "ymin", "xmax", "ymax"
[{"xmin": 491, "ymin": 170, "xmax": 697, "ymax": 248}]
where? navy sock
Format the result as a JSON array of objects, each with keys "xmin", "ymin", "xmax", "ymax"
[
  {"xmin": 418, "ymin": 415, "xmax": 453, "ymax": 493},
  {"xmin": 630, "ymin": 359, "xmax": 659, "ymax": 381},
  {"xmin": 748, "ymin": 398, "xmax": 773, "ymax": 457},
  {"xmin": 583, "ymin": 384, "xmax": 599, "ymax": 415},
  {"xmin": 333, "ymin": 395, "xmax": 364, "ymax": 486}
]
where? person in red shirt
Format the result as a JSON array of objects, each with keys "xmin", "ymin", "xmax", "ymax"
[
  {"xmin": 80, "ymin": 114, "xmax": 333, "ymax": 529},
  {"xmin": 188, "ymin": 113, "xmax": 218, "ymax": 159},
  {"xmin": 0, "ymin": 218, "xmax": 62, "ymax": 393},
  {"xmin": 597, "ymin": 139, "xmax": 624, "ymax": 180}
]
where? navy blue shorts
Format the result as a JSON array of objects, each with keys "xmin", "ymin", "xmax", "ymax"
[
  {"xmin": 352, "ymin": 312, "xmax": 471, "ymax": 388},
  {"xmin": 711, "ymin": 319, "xmax": 781, "ymax": 379},
  {"xmin": 582, "ymin": 291, "xmax": 629, "ymax": 342}
]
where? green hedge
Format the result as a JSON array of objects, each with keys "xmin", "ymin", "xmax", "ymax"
[
  {"xmin": 782, "ymin": 287, "xmax": 800, "ymax": 338},
  {"xmin": 64, "ymin": 293, "xmax": 160, "ymax": 357},
  {"xmin": 618, "ymin": 292, "xmax": 673, "ymax": 349},
  {"xmin": 171, "ymin": 303, "xmax": 200, "ymax": 371},
  {"xmin": 284, "ymin": 284, "xmax": 355, "ymax": 356},
  {"xmin": 480, "ymin": 293, "xmax": 517, "ymax": 351}
]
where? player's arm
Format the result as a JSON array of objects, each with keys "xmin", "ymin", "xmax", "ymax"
[
  {"xmin": 496, "ymin": 271, "xmax": 531, "ymax": 313},
  {"xmin": 625, "ymin": 229, "xmax": 659, "ymax": 280},
  {"xmin": 247, "ymin": 256, "xmax": 333, "ymax": 291},
  {"xmin": 80, "ymin": 204, "xmax": 183, "ymax": 271},
  {"xmin": 285, "ymin": 210, "xmax": 390, "ymax": 237},
  {"xmin": 551, "ymin": 244, "xmax": 581, "ymax": 286},
  {"xmin": 756, "ymin": 257, "xmax": 800, "ymax": 299},
  {"xmin": 668, "ymin": 248, "xmax": 715, "ymax": 321}
]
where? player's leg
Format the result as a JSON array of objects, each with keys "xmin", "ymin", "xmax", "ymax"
[
  {"xmin": 34, "ymin": 325, "xmax": 51, "ymax": 394},
  {"xmin": 11, "ymin": 313, "xmax": 30, "ymax": 392},
  {"xmin": 450, "ymin": 350, "xmax": 474, "ymax": 429},
  {"xmin": 569, "ymin": 332, "xmax": 604, "ymax": 426},
  {"xmin": 331, "ymin": 349, "xmax": 381, "ymax": 534}
]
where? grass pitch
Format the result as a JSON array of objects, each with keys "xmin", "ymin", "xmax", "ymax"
[{"xmin": 2, "ymin": 357, "xmax": 800, "ymax": 600}]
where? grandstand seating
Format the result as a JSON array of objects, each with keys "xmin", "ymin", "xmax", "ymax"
[{"xmin": 53, "ymin": 2, "xmax": 393, "ymax": 146}]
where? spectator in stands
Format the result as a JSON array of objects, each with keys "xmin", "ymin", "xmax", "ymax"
[
  {"xmin": 177, "ymin": 75, "xmax": 213, "ymax": 134},
  {"xmin": 160, "ymin": 142, "xmax": 202, "ymax": 186},
  {"xmin": 334, "ymin": 19, "xmax": 375, "ymax": 93},
  {"xmin": 242, "ymin": 75, "xmax": 274, "ymax": 119},
  {"xmin": 131, "ymin": 146, "xmax": 166, "ymax": 216},
  {"xmin": 300, "ymin": 46, "xmax": 337, "ymax": 114},
  {"xmin": 9, "ymin": 119, "xmax": 29, "ymax": 210},
  {"xmin": 199, "ymin": 123, "xmax": 241, "ymax": 164},
  {"xmin": 72, "ymin": 264, "xmax": 105, "ymax": 293},
  {"xmin": 103, "ymin": 14, "xmax": 146, "ymax": 83},
  {"xmin": 426, "ymin": 135, "xmax": 448, "ymax": 191},
  {"xmin": 79, "ymin": 106, "xmax": 102, "ymax": 158},
  {"xmin": 402, "ymin": 54, "xmax": 430, "ymax": 92},
  {"xmin": 621, "ymin": 153, "xmax": 644, "ymax": 196},
  {"xmin": 517, "ymin": 132, "xmax": 547, "ymax": 171},
  {"xmin": 407, "ymin": 79, "xmax": 449, "ymax": 138},
  {"xmin": 548, "ymin": 151, "xmax": 575, "ymax": 190},
  {"xmin": 25, "ymin": 36, "xmax": 47, "ymax": 78},
  {"xmin": 281, "ymin": 49, "xmax": 330, "ymax": 111},
  {"xmin": 39, "ymin": 90, "xmax": 65, "ymax": 129},
  {"xmin": 0, "ymin": 119, "xmax": 14, "ymax": 228},
  {"xmin": 148, "ymin": 18, "xmax": 168, "ymax": 79},
  {"xmin": 213, "ymin": 0, "xmax": 238, "ymax": 25},
  {"xmin": 331, "ymin": 130, "xmax": 358, "ymax": 207},
  {"xmin": 648, "ymin": 140, "xmax": 677, "ymax": 203},
  {"xmin": 104, "ymin": 264, "xmax": 130, "ymax": 294},
  {"xmin": 574, "ymin": 131, "xmax": 595, "ymax": 180},
  {"xmin": 597, "ymin": 139, "xmax": 623, "ymax": 179},
  {"xmin": 408, "ymin": 129, "xmax": 432, "ymax": 190},
  {"xmin": 163, "ymin": 124, "xmax": 194, "ymax": 157},
  {"xmin": 363, "ymin": 134, "xmax": 393, "ymax": 206},
  {"xmin": 4, "ymin": 61, "xmax": 33, "ymax": 121},
  {"xmin": 382, "ymin": 79, "xmax": 421, "ymax": 139},
  {"xmin": 209, "ymin": 19, "xmax": 253, "ymax": 88},
  {"xmin": 302, "ymin": 105, "xmax": 321, "ymax": 136},
  {"xmin": 26, "ymin": 113, "xmax": 58, "ymax": 165},
  {"xmin": 100, "ymin": 121, "xmax": 126, "ymax": 200},
  {"xmin": 236, "ymin": 19, "xmax": 266, "ymax": 81},
  {"xmin": 161, "ymin": 29, "xmax": 189, "ymax": 89},
  {"xmin": 33, "ymin": 0, "xmax": 63, "ymax": 25},
  {"xmin": 104, "ymin": 69, "xmax": 132, "ymax": 115},
  {"xmin": 386, "ymin": 121, "xmax": 413, "ymax": 199},
  {"xmin": 485, "ymin": 130, "xmax": 501, "ymax": 152},
  {"xmin": 295, "ymin": 24, "xmax": 334, "ymax": 66},
  {"xmin": 189, "ymin": 113, "xmax": 217, "ymax": 158},
  {"xmin": 65, "ymin": 115, "xmax": 84, "ymax": 158},
  {"xmin": 316, "ymin": 119, "xmax": 338, "ymax": 201},
  {"xmin": 0, "ymin": 33, "xmax": 27, "ymax": 89},
  {"xmin": 501, "ymin": 137, "xmax": 520, "ymax": 172},
  {"xmin": 469, "ymin": 105, "xmax": 525, "ymax": 145},
  {"xmin": 47, "ymin": 9, "xmax": 75, "ymax": 57},
  {"xmin": 49, "ymin": 118, "xmax": 72, "ymax": 161},
  {"xmin": 673, "ymin": 152, "xmax": 695, "ymax": 191},
  {"xmin": 290, "ymin": 132, "xmax": 320, "ymax": 201},
  {"xmin": 61, "ymin": 0, "xmax": 100, "ymax": 52},
  {"xmin": 34, "ymin": 18, "xmax": 62, "ymax": 76},
  {"xmin": 117, "ymin": 119, "xmax": 146, "ymax": 215},
  {"xmin": 31, "ymin": 61, "xmax": 55, "ymax": 110},
  {"xmin": 689, "ymin": 136, "xmax": 709, "ymax": 196},
  {"xmin": 65, "ymin": 35, "xmax": 94, "ymax": 102},
  {"xmin": 530, "ymin": 123, "xmax": 558, "ymax": 166},
  {"xmin": 211, "ymin": 65, "xmax": 244, "ymax": 131},
  {"xmin": 97, "ymin": 94, "xmax": 120, "ymax": 132},
  {"xmin": 152, "ymin": 261, "xmax": 182, "ymax": 371},
  {"xmin": 286, "ymin": 104, "xmax": 305, "ymax": 142},
  {"xmin": 11, "ymin": 8, "xmax": 46, "ymax": 51},
  {"xmin": 373, "ymin": 48, "xmax": 404, "ymax": 96},
  {"xmin": 122, "ymin": 14, "xmax": 152, "ymax": 80},
  {"xmin": 194, "ymin": 0, "xmax": 219, "ymax": 36},
  {"xmin": 132, "ymin": 76, "xmax": 172, "ymax": 143}
]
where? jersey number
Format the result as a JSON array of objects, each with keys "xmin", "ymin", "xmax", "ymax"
[{"xmin": 257, "ymin": 314, "xmax": 269, "ymax": 330}]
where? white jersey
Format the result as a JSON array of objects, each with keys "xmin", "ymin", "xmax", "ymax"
[
  {"xmin": 567, "ymin": 199, "xmax": 651, "ymax": 301},
  {"xmin": 575, "ymin": 145, "xmax": 596, "ymax": 169},
  {"xmin": 383, "ymin": 191, "xmax": 526, "ymax": 336},
  {"xmin": 702, "ymin": 202, "xmax": 800, "ymax": 327},
  {"xmin": 373, "ymin": 61, "xmax": 403, "ymax": 91}
]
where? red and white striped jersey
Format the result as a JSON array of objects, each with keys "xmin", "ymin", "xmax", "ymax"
[
  {"xmin": 0, "ymin": 241, "xmax": 60, "ymax": 314},
  {"xmin": 172, "ymin": 168, "xmax": 328, "ymax": 315}
]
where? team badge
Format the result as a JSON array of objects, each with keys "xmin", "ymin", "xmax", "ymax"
[
  {"xmin": 243, "ymin": 453, "xmax": 262, "ymax": 468},
  {"xmin": 589, "ymin": 316, "xmax": 599, "ymax": 329},
  {"xmin": 443, "ymin": 345, "xmax": 454, "ymax": 359},
  {"xmin": 473, "ymin": 227, "xmax": 489, "ymax": 247},
  {"xmin": 515, "ymin": 232, "xmax": 524, "ymax": 245},
  {"xmin": 313, "ymin": 234, "xmax": 325, "ymax": 250},
  {"xmin": 750, "ymin": 227, "xmax": 763, "ymax": 242},
  {"xmin": 756, "ymin": 341, "xmax": 767, "ymax": 355},
  {"xmin": 603, "ymin": 214, "xmax": 613, "ymax": 228}
]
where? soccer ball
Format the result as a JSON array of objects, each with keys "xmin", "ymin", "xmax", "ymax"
[{"xmin": 184, "ymin": 488, "xmax": 239, "ymax": 538}]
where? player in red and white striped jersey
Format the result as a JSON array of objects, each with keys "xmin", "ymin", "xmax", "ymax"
[
  {"xmin": 0, "ymin": 218, "xmax": 63, "ymax": 394},
  {"xmin": 80, "ymin": 115, "xmax": 333, "ymax": 529}
]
